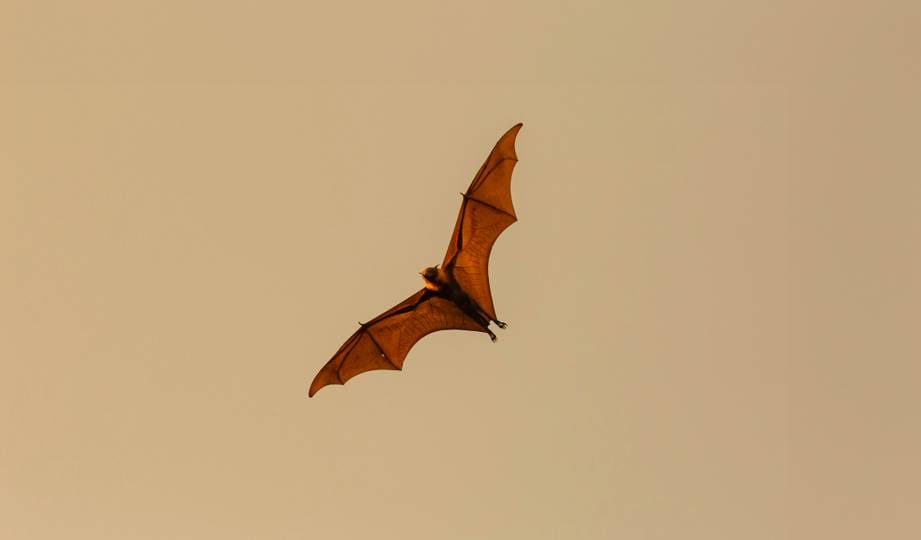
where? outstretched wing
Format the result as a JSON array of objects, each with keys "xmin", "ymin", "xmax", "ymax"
[
  {"xmin": 442, "ymin": 123, "xmax": 522, "ymax": 321},
  {"xmin": 309, "ymin": 289, "xmax": 486, "ymax": 397}
]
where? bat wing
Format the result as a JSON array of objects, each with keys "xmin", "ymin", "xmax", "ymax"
[
  {"xmin": 442, "ymin": 123, "xmax": 522, "ymax": 321},
  {"xmin": 308, "ymin": 289, "xmax": 486, "ymax": 397}
]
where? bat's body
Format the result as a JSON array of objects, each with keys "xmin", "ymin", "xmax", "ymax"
[
  {"xmin": 309, "ymin": 124, "xmax": 523, "ymax": 397},
  {"xmin": 419, "ymin": 265, "xmax": 507, "ymax": 341}
]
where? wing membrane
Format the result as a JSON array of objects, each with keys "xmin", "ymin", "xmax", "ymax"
[
  {"xmin": 442, "ymin": 123, "xmax": 522, "ymax": 321},
  {"xmin": 308, "ymin": 289, "xmax": 485, "ymax": 397}
]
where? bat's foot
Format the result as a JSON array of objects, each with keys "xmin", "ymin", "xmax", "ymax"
[
  {"xmin": 488, "ymin": 329, "xmax": 497, "ymax": 342},
  {"xmin": 494, "ymin": 320, "xmax": 508, "ymax": 329}
]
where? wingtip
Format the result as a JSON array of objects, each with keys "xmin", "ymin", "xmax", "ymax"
[
  {"xmin": 308, "ymin": 375, "xmax": 330, "ymax": 398},
  {"xmin": 504, "ymin": 124, "xmax": 523, "ymax": 147},
  {"xmin": 496, "ymin": 123, "xmax": 523, "ymax": 159},
  {"xmin": 308, "ymin": 382, "xmax": 336, "ymax": 398}
]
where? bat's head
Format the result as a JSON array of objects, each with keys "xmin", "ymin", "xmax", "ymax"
[{"xmin": 419, "ymin": 265, "xmax": 443, "ymax": 291}]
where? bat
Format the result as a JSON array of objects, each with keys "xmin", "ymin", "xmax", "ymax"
[{"xmin": 308, "ymin": 123, "xmax": 523, "ymax": 397}]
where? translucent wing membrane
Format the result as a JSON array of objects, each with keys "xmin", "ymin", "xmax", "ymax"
[
  {"xmin": 309, "ymin": 290, "xmax": 485, "ymax": 396},
  {"xmin": 442, "ymin": 123, "xmax": 522, "ymax": 321}
]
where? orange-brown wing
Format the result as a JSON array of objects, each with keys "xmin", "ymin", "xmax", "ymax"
[
  {"xmin": 308, "ymin": 289, "xmax": 486, "ymax": 397},
  {"xmin": 442, "ymin": 123, "xmax": 522, "ymax": 321}
]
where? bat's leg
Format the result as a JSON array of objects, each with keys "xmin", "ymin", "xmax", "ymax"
[
  {"xmin": 454, "ymin": 293, "xmax": 498, "ymax": 341},
  {"xmin": 479, "ymin": 315, "xmax": 497, "ymax": 342},
  {"xmin": 494, "ymin": 319, "xmax": 508, "ymax": 329}
]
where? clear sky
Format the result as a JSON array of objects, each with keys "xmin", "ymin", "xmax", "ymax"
[{"xmin": 2, "ymin": 2, "xmax": 919, "ymax": 539}]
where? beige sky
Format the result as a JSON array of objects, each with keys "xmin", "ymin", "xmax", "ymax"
[{"xmin": 2, "ymin": 2, "xmax": 919, "ymax": 539}]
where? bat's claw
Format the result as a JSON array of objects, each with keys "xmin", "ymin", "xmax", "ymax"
[
  {"xmin": 495, "ymin": 320, "xmax": 508, "ymax": 329},
  {"xmin": 488, "ymin": 330, "xmax": 497, "ymax": 342}
]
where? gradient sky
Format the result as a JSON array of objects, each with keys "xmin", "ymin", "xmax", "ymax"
[{"xmin": 2, "ymin": 2, "xmax": 919, "ymax": 539}]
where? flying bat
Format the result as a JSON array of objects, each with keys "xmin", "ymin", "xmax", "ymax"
[{"xmin": 309, "ymin": 123, "xmax": 523, "ymax": 397}]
